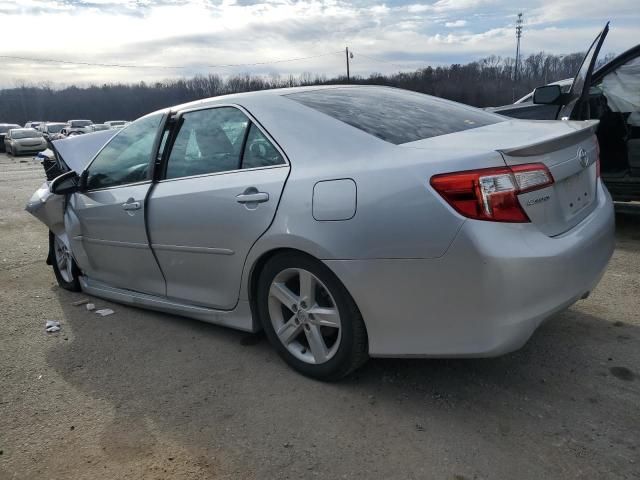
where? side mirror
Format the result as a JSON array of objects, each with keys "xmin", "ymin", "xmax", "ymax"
[
  {"xmin": 533, "ymin": 84, "xmax": 563, "ymax": 105},
  {"xmin": 50, "ymin": 171, "xmax": 79, "ymax": 195}
]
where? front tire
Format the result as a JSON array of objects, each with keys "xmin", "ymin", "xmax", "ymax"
[
  {"xmin": 50, "ymin": 231, "xmax": 81, "ymax": 291},
  {"xmin": 257, "ymin": 252, "xmax": 368, "ymax": 381}
]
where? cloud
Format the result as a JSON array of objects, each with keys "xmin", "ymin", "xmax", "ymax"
[
  {"xmin": 0, "ymin": 0, "xmax": 638, "ymax": 87},
  {"xmin": 445, "ymin": 19, "xmax": 467, "ymax": 27}
]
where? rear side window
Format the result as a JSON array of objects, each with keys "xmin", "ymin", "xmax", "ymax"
[
  {"xmin": 286, "ymin": 87, "xmax": 504, "ymax": 145},
  {"xmin": 242, "ymin": 124, "xmax": 285, "ymax": 169},
  {"xmin": 164, "ymin": 107, "xmax": 285, "ymax": 179},
  {"xmin": 165, "ymin": 107, "xmax": 249, "ymax": 179}
]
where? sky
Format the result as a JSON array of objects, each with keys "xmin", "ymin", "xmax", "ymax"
[{"xmin": 0, "ymin": 0, "xmax": 638, "ymax": 87}]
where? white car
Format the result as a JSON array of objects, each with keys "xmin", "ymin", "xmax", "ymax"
[
  {"xmin": 63, "ymin": 120, "xmax": 94, "ymax": 136},
  {"xmin": 104, "ymin": 120, "xmax": 129, "ymax": 130}
]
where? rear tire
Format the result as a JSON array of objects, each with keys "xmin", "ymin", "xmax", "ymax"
[
  {"xmin": 257, "ymin": 252, "xmax": 368, "ymax": 381},
  {"xmin": 50, "ymin": 231, "xmax": 81, "ymax": 292}
]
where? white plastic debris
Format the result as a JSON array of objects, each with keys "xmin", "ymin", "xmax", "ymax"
[
  {"xmin": 72, "ymin": 299, "xmax": 90, "ymax": 306},
  {"xmin": 95, "ymin": 309, "xmax": 114, "ymax": 317},
  {"xmin": 45, "ymin": 320, "xmax": 61, "ymax": 333},
  {"xmin": 86, "ymin": 303, "xmax": 95, "ymax": 311}
]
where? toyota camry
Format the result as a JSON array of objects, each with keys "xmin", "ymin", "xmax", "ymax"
[{"xmin": 26, "ymin": 86, "xmax": 615, "ymax": 380}]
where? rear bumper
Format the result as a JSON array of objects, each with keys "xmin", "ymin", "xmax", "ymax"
[{"xmin": 325, "ymin": 182, "xmax": 615, "ymax": 357}]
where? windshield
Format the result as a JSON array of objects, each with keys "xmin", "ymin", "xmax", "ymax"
[
  {"xmin": 12, "ymin": 129, "xmax": 42, "ymax": 139},
  {"xmin": 0, "ymin": 125, "xmax": 20, "ymax": 134},
  {"xmin": 70, "ymin": 120, "xmax": 92, "ymax": 127},
  {"xmin": 287, "ymin": 87, "xmax": 505, "ymax": 145},
  {"xmin": 47, "ymin": 124, "xmax": 65, "ymax": 133}
]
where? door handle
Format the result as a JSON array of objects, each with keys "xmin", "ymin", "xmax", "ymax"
[
  {"xmin": 122, "ymin": 201, "xmax": 141, "ymax": 211},
  {"xmin": 236, "ymin": 192, "xmax": 269, "ymax": 204}
]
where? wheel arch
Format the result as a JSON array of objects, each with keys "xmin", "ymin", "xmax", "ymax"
[{"xmin": 245, "ymin": 247, "xmax": 368, "ymax": 340}]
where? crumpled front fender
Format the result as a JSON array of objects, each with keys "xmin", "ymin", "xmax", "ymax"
[{"xmin": 25, "ymin": 181, "xmax": 66, "ymax": 237}]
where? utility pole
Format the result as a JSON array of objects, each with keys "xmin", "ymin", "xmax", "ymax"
[
  {"xmin": 345, "ymin": 46, "xmax": 350, "ymax": 83},
  {"xmin": 514, "ymin": 13, "xmax": 523, "ymax": 82},
  {"xmin": 513, "ymin": 12, "xmax": 523, "ymax": 101}
]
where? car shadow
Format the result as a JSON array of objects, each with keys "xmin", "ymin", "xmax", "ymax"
[{"xmin": 45, "ymin": 279, "xmax": 640, "ymax": 478}]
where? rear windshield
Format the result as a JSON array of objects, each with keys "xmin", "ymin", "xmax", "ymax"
[{"xmin": 286, "ymin": 87, "xmax": 505, "ymax": 145}]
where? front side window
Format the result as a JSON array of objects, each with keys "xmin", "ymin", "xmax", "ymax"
[
  {"xmin": 165, "ymin": 107, "xmax": 249, "ymax": 179},
  {"xmin": 86, "ymin": 113, "xmax": 162, "ymax": 190}
]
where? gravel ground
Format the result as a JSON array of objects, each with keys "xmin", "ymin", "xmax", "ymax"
[{"xmin": 1, "ymin": 152, "xmax": 639, "ymax": 480}]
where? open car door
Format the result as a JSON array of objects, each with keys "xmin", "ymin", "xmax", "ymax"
[{"xmin": 557, "ymin": 23, "xmax": 609, "ymax": 120}]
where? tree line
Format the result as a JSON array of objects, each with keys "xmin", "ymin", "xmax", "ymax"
[{"xmin": 0, "ymin": 51, "xmax": 614, "ymax": 125}]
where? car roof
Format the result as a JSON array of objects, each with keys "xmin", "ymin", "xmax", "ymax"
[{"xmin": 165, "ymin": 85, "xmax": 370, "ymax": 114}]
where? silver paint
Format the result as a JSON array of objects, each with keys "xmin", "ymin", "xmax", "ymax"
[{"xmin": 26, "ymin": 86, "xmax": 616, "ymax": 357}]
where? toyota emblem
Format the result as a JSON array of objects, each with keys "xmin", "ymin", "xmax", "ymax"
[{"xmin": 578, "ymin": 148, "xmax": 589, "ymax": 168}]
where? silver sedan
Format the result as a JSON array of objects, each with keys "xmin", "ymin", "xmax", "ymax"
[
  {"xmin": 5, "ymin": 128, "xmax": 47, "ymax": 156},
  {"xmin": 27, "ymin": 86, "xmax": 615, "ymax": 380}
]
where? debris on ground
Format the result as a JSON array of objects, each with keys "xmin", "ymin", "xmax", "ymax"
[
  {"xmin": 72, "ymin": 299, "xmax": 90, "ymax": 306},
  {"xmin": 45, "ymin": 320, "xmax": 60, "ymax": 333},
  {"xmin": 95, "ymin": 309, "xmax": 114, "ymax": 317},
  {"xmin": 86, "ymin": 303, "xmax": 95, "ymax": 311}
]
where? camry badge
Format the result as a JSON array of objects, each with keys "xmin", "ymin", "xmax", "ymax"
[{"xmin": 578, "ymin": 148, "xmax": 589, "ymax": 168}]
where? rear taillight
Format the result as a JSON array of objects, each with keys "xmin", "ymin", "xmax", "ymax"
[{"xmin": 430, "ymin": 163, "xmax": 553, "ymax": 222}]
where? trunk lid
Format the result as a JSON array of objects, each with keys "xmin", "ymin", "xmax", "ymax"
[
  {"xmin": 402, "ymin": 118, "xmax": 600, "ymax": 236},
  {"xmin": 497, "ymin": 120, "xmax": 599, "ymax": 236}
]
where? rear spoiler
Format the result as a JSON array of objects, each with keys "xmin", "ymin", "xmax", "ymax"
[{"xmin": 498, "ymin": 120, "xmax": 599, "ymax": 157}]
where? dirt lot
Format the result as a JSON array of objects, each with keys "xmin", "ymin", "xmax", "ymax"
[{"xmin": 0, "ymin": 152, "xmax": 639, "ymax": 480}]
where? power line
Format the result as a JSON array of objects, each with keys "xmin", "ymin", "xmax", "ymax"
[
  {"xmin": 351, "ymin": 52, "xmax": 408, "ymax": 70},
  {"xmin": 0, "ymin": 51, "xmax": 343, "ymax": 70}
]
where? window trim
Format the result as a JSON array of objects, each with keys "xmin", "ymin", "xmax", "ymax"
[
  {"xmin": 82, "ymin": 111, "xmax": 168, "ymax": 193},
  {"xmin": 157, "ymin": 103, "xmax": 289, "ymax": 184}
]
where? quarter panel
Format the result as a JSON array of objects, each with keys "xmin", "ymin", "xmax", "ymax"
[{"xmin": 325, "ymin": 182, "xmax": 614, "ymax": 356}]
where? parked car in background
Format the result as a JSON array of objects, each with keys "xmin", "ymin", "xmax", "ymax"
[
  {"xmin": 0, "ymin": 123, "xmax": 21, "ymax": 152},
  {"xmin": 90, "ymin": 123, "xmax": 110, "ymax": 132},
  {"xmin": 40, "ymin": 122, "xmax": 67, "ymax": 140},
  {"xmin": 4, "ymin": 128, "xmax": 47, "ymax": 155},
  {"xmin": 104, "ymin": 120, "xmax": 128, "ymax": 129},
  {"xmin": 27, "ymin": 86, "xmax": 614, "ymax": 380},
  {"xmin": 63, "ymin": 119, "xmax": 94, "ymax": 136},
  {"xmin": 491, "ymin": 23, "xmax": 640, "ymax": 202},
  {"xmin": 24, "ymin": 121, "xmax": 44, "ymax": 129}
]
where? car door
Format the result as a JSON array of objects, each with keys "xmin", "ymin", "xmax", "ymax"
[
  {"xmin": 147, "ymin": 105, "xmax": 290, "ymax": 309},
  {"xmin": 68, "ymin": 112, "xmax": 167, "ymax": 296},
  {"xmin": 558, "ymin": 23, "xmax": 609, "ymax": 120}
]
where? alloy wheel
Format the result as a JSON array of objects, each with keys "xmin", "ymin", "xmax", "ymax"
[
  {"xmin": 54, "ymin": 235, "xmax": 74, "ymax": 283},
  {"xmin": 268, "ymin": 268, "xmax": 342, "ymax": 365}
]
